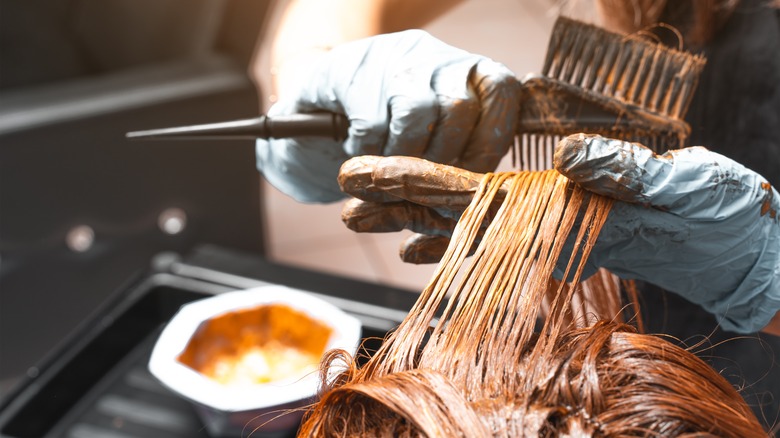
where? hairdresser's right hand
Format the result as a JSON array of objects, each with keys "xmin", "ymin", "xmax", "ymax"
[
  {"xmin": 255, "ymin": 30, "xmax": 520, "ymax": 203},
  {"xmin": 555, "ymin": 134, "xmax": 780, "ymax": 334}
]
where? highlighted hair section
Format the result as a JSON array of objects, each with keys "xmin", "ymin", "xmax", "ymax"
[{"xmin": 299, "ymin": 170, "xmax": 764, "ymax": 437}]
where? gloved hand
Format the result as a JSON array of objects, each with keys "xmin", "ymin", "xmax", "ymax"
[
  {"xmin": 556, "ymin": 134, "xmax": 779, "ymax": 334},
  {"xmin": 339, "ymin": 155, "xmax": 494, "ymax": 263},
  {"xmin": 256, "ymin": 30, "xmax": 520, "ymax": 203},
  {"xmin": 338, "ymin": 134, "xmax": 780, "ymax": 334}
]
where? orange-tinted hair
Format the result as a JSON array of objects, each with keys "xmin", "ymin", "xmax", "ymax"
[{"xmin": 296, "ymin": 167, "xmax": 765, "ymax": 436}]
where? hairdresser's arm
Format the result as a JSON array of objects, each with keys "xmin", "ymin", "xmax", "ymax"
[
  {"xmin": 766, "ymin": 312, "xmax": 780, "ymax": 336},
  {"xmin": 253, "ymin": 0, "xmax": 464, "ymax": 102}
]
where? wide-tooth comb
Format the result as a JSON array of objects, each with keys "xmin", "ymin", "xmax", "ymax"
[{"xmin": 515, "ymin": 16, "xmax": 706, "ymax": 171}]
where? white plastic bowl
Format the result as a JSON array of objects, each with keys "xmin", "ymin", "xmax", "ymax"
[{"xmin": 148, "ymin": 285, "xmax": 362, "ymax": 436}]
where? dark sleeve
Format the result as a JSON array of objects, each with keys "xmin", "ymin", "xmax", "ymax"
[{"xmin": 684, "ymin": 0, "xmax": 780, "ymax": 187}]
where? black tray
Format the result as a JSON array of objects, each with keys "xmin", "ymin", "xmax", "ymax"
[{"xmin": 0, "ymin": 246, "xmax": 420, "ymax": 437}]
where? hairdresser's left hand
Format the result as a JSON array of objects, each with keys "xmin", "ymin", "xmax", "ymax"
[
  {"xmin": 256, "ymin": 30, "xmax": 519, "ymax": 203},
  {"xmin": 339, "ymin": 136, "xmax": 780, "ymax": 334}
]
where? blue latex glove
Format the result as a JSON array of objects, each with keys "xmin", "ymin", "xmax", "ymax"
[
  {"xmin": 555, "ymin": 134, "xmax": 780, "ymax": 333},
  {"xmin": 256, "ymin": 30, "xmax": 520, "ymax": 203}
]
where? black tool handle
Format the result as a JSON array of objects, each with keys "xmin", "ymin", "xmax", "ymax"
[{"xmin": 125, "ymin": 113, "xmax": 350, "ymax": 141}]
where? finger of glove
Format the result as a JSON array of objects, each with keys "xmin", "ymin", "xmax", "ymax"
[
  {"xmin": 400, "ymin": 234, "xmax": 451, "ymax": 264},
  {"xmin": 458, "ymin": 60, "xmax": 522, "ymax": 173},
  {"xmin": 422, "ymin": 60, "xmax": 481, "ymax": 166},
  {"xmin": 370, "ymin": 156, "xmax": 498, "ymax": 210},
  {"xmin": 337, "ymin": 63, "xmax": 390, "ymax": 157},
  {"xmin": 381, "ymin": 30, "xmax": 478, "ymax": 158},
  {"xmin": 339, "ymin": 156, "xmax": 489, "ymax": 210},
  {"xmin": 382, "ymin": 70, "xmax": 439, "ymax": 157},
  {"xmin": 334, "ymin": 31, "xmax": 443, "ymax": 157},
  {"xmin": 400, "ymin": 233, "xmax": 481, "ymax": 264},
  {"xmin": 554, "ymin": 134, "xmax": 773, "ymax": 220},
  {"xmin": 341, "ymin": 198, "xmax": 459, "ymax": 237},
  {"xmin": 338, "ymin": 155, "xmax": 403, "ymax": 203}
]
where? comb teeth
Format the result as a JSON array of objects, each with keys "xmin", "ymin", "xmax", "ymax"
[
  {"xmin": 516, "ymin": 134, "xmax": 562, "ymax": 172},
  {"xmin": 517, "ymin": 16, "xmax": 706, "ymax": 171},
  {"xmin": 514, "ymin": 131, "xmax": 686, "ymax": 172},
  {"xmin": 543, "ymin": 17, "xmax": 706, "ymax": 121}
]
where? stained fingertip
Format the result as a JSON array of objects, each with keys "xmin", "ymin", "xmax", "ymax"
[
  {"xmin": 553, "ymin": 134, "xmax": 662, "ymax": 204},
  {"xmin": 371, "ymin": 157, "xmax": 485, "ymax": 208},
  {"xmin": 338, "ymin": 156, "xmax": 403, "ymax": 202},
  {"xmin": 399, "ymin": 234, "xmax": 450, "ymax": 264},
  {"xmin": 338, "ymin": 155, "xmax": 381, "ymax": 188},
  {"xmin": 553, "ymin": 133, "xmax": 595, "ymax": 175},
  {"xmin": 399, "ymin": 233, "xmax": 481, "ymax": 264},
  {"xmin": 341, "ymin": 199, "xmax": 408, "ymax": 232}
]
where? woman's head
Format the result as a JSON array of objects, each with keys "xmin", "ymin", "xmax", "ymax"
[
  {"xmin": 301, "ymin": 321, "xmax": 764, "ymax": 436},
  {"xmin": 298, "ymin": 171, "xmax": 766, "ymax": 436}
]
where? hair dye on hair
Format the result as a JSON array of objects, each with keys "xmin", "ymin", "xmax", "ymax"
[{"xmin": 297, "ymin": 170, "xmax": 764, "ymax": 437}]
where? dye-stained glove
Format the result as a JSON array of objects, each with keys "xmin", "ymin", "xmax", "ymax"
[
  {"xmin": 339, "ymin": 155, "xmax": 488, "ymax": 263},
  {"xmin": 256, "ymin": 30, "xmax": 520, "ymax": 203},
  {"xmin": 554, "ymin": 134, "xmax": 780, "ymax": 334},
  {"xmin": 338, "ymin": 135, "xmax": 780, "ymax": 334}
]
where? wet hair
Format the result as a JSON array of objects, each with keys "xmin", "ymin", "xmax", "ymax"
[
  {"xmin": 301, "ymin": 322, "xmax": 763, "ymax": 436},
  {"xmin": 298, "ymin": 170, "xmax": 765, "ymax": 436}
]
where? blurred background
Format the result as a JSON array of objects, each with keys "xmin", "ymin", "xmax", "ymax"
[
  {"xmin": 0, "ymin": 0, "xmax": 566, "ymax": 396},
  {"xmin": 0, "ymin": 0, "xmax": 269, "ymax": 393}
]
